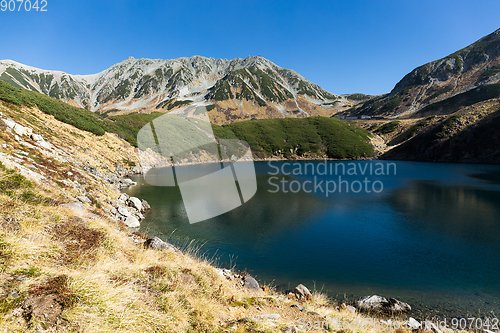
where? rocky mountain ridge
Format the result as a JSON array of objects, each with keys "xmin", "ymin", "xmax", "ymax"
[
  {"xmin": 352, "ymin": 28, "xmax": 500, "ymax": 118},
  {"xmin": 0, "ymin": 56, "xmax": 355, "ymax": 124}
]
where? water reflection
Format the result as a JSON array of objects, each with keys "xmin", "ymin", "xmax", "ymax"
[{"xmin": 390, "ymin": 180, "xmax": 500, "ymax": 243}]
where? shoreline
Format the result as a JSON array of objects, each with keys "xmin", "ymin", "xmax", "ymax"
[{"xmin": 121, "ymin": 172, "xmax": 500, "ymax": 322}]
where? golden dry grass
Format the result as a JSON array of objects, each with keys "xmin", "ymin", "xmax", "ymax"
[{"xmin": 0, "ymin": 100, "xmax": 466, "ymax": 333}]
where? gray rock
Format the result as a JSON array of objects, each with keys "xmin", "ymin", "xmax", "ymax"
[
  {"xmin": 283, "ymin": 326, "xmax": 299, "ymax": 333},
  {"xmin": 238, "ymin": 314, "xmax": 280, "ymax": 322},
  {"xmin": 124, "ymin": 216, "xmax": 140, "ymax": 228},
  {"xmin": 141, "ymin": 199, "xmax": 151, "ymax": 212},
  {"xmin": 59, "ymin": 202, "xmax": 85, "ymax": 214},
  {"xmin": 291, "ymin": 304, "xmax": 306, "ymax": 311},
  {"xmin": 85, "ymin": 213, "xmax": 100, "ymax": 220},
  {"xmin": 133, "ymin": 212, "xmax": 144, "ymax": 221},
  {"xmin": 117, "ymin": 205, "xmax": 132, "ymax": 217},
  {"xmin": 76, "ymin": 196, "xmax": 92, "ymax": 204},
  {"xmin": 144, "ymin": 236, "xmax": 180, "ymax": 252},
  {"xmin": 118, "ymin": 193, "xmax": 129, "ymax": 201},
  {"xmin": 128, "ymin": 197, "xmax": 142, "ymax": 212},
  {"xmin": 355, "ymin": 295, "xmax": 411, "ymax": 314},
  {"xmin": 408, "ymin": 317, "xmax": 421, "ymax": 329},
  {"xmin": 289, "ymin": 284, "xmax": 312, "ymax": 302},
  {"xmin": 243, "ymin": 275, "xmax": 259, "ymax": 291}
]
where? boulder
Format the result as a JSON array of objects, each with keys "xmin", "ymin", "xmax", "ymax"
[
  {"xmin": 243, "ymin": 274, "xmax": 259, "ymax": 291},
  {"xmin": 141, "ymin": 199, "xmax": 151, "ymax": 212},
  {"xmin": 128, "ymin": 197, "xmax": 142, "ymax": 212},
  {"xmin": 117, "ymin": 205, "xmax": 132, "ymax": 217},
  {"xmin": 124, "ymin": 216, "xmax": 140, "ymax": 228},
  {"xmin": 355, "ymin": 295, "xmax": 411, "ymax": 314},
  {"xmin": 288, "ymin": 284, "xmax": 312, "ymax": 302},
  {"xmin": 144, "ymin": 236, "xmax": 180, "ymax": 252}
]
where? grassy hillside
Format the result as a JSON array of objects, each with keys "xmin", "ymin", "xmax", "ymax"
[
  {"xmin": 0, "ymin": 87, "xmax": 417, "ymax": 333},
  {"xmin": 213, "ymin": 117, "xmax": 374, "ymax": 159},
  {"xmin": 0, "ymin": 80, "xmax": 373, "ymax": 160}
]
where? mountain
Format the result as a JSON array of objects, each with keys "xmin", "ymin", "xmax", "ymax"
[
  {"xmin": 352, "ymin": 28, "xmax": 500, "ymax": 118},
  {"xmin": 0, "ymin": 56, "xmax": 356, "ymax": 125}
]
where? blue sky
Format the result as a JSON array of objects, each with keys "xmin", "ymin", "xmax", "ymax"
[{"xmin": 0, "ymin": 0, "xmax": 499, "ymax": 95}]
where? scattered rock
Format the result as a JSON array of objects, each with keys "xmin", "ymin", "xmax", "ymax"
[
  {"xmin": 59, "ymin": 202, "xmax": 85, "ymax": 214},
  {"xmin": 22, "ymin": 294, "xmax": 62, "ymax": 328},
  {"xmin": 340, "ymin": 302, "xmax": 356, "ymax": 313},
  {"xmin": 408, "ymin": 317, "xmax": 421, "ymax": 329},
  {"xmin": 118, "ymin": 193, "xmax": 129, "ymax": 202},
  {"xmin": 85, "ymin": 213, "xmax": 100, "ymax": 220},
  {"xmin": 355, "ymin": 295, "xmax": 411, "ymax": 314},
  {"xmin": 243, "ymin": 274, "xmax": 259, "ymax": 291},
  {"xmin": 144, "ymin": 236, "xmax": 180, "ymax": 253},
  {"xmin": 128, "ymin": 197, "xmax": 142, "ymax": 212},
  {"xmin": 423, "ymin": 321, "xmax": 443, "ymax": 333},
  {"xmin": 124, "ymin": 215, "xmax": 140, "ymax": 228},
  {"xmin": 291, "ymin": 304, "xmax": 306, "ymax": 311},
  {"xmin": 76, "ymin": 195, "xmax": 92, "ymax": 204},
  {"xmin": 238, "ymin": 314, "xmax": 280, "ymax": 322},
  {"xmin": 141, "ymin": 199, "xmax": 151, "ymax": 212},
  {"xmin": 117, "ymin": 205, "xmax": 132, "ymax": 217},
  {"xmin": 118, "ymin": 178, "xmax": 136, "ymax": 189},
  {"xmin": 288, "ymin": 284, "xmax": 312, "ymax": 302}
]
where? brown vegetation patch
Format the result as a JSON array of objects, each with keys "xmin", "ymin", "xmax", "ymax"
[
  {"xmin": 51, "ymin": 219, "xmax": 106, "ymax": 264},
  {"xmin": 144, "ymin": 265, "xmax": 165, "ymax": 278},
  {"xmin": 29, "ymin": 275, "xmax": 76, "ymax": 309}
]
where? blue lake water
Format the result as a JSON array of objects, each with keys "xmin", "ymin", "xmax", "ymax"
[{"xmin": 124, "ymin": 160, "xmax": 500, "ymax": 318}]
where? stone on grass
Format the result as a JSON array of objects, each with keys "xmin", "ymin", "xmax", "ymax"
[
  {"xmin": 124, "ymin": 216, "xmax": 140, "ymax": 228},
  {"xmin": 355, "ymin": 295, "xmax": 411, "ymax": 314}
]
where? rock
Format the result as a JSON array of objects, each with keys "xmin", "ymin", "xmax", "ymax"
[
  {"xmin": 76, "ymin": 195, "xmax": 92, "ymax": 204},
  {"xmin": 85, "ymin": 213, "xmax": 100, "ymax": 220},
  {"xmin": 128, "ymin": 197, "xmax": 142, "ymax": 212},
  {"xmin": 105, "ymin": 174, "xmax": 118, "ymax": 184},
  {"xmin": 355, "ymin": 295, "xmax": 411, "ymax": 314},
  {"xmin": 118, "ymin": 193, "xmax": 129, "ymax": 201},
  {"xmin": 423, "ymin": 321, "xmax": 442, "ymax": 333},
  {"xmin": 408, "ymin": 317, "xmax": 421, "ymax": 329},
  {"xmin": 291, "ymin": 304, "xmax": 306, "ymax": 311},
  {"xmin": 59, "ymin": 202, "xmax": 85, "ymax": 214},
  {"xmin": 118, "ymin": 178, "xmax": 137, "ymax": 189},
  {"xmin": 2, "ymin": 118, "xmax": 15, "ymax": 128},
  {"xmin": 288, "ymin": 284, "xmax": 312, "ymax": 302},
  {"xmin": 238, "ymin": 314, "xmax": 280, "ymax": 322},
  {"xmin": 31, "ymin": 133, "xmax": 43, "ymax": 141},
  {"xmin": 283, "ymin": 326, "xmax": 299, "ymax": 333},
  {"xmin": 243, "ymin": 274, "xmax": 259, "ymax": 291},
  {"xmin": 22, "ymin": 294, "xmax": 62, "ymax": 327},
  {"xmin": 117, "ymin": 205, "xmax": 132, "ymax": 217},
  {"xmin": 141, "ymin": 199, "xmax": 151, "ymax": 212},
  {"xmin": 144, "ymin": 236, "xmax": 180, "ymax": 252},
  {"xmin": 133, "ymin": 212, "xmax": 145, "ymax": 221},
  {"xmin": 124, "ymin": 216, "xmax": 140, "ymax": 228}
]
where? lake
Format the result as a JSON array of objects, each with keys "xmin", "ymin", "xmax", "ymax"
[{"xmin": 124, "ymin": 160, "xmax": 500, "ymax": 319}]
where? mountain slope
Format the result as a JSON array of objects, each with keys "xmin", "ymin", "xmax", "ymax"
[
  {"xmin": 353, "ymin": 28, "xmax": 500, "ymax": 118},
  {"xmin": 0, "ymin": 56, "xmax": 354, "ymax": 124}
]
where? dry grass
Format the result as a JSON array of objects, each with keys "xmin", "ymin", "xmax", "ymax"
[{"xmin": 0, "ymin": 100, "xmax": 459, "ymax": 332}]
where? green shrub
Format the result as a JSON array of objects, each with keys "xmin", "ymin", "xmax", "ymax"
[{"xmin": 376, "ymin": 121, "xmax": 399, "ymax": 134}]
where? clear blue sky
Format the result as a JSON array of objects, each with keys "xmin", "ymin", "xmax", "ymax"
[{"xmin": 0, "ymin": 0, "xmax": 499, "ymax": 95}]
